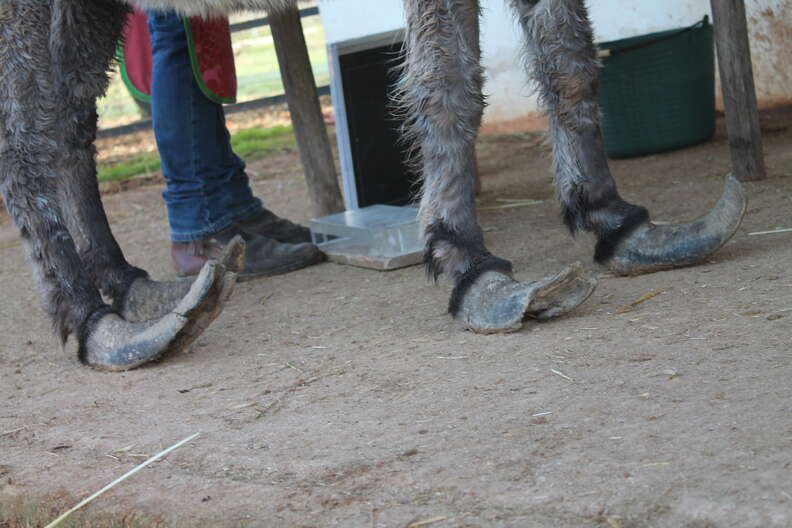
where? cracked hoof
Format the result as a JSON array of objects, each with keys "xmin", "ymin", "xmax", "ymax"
[
  {"xmin": 608, "ymin": 174, "xmax": 747, "ymax": 275},
  {"xmin": 118, "ymin": 236, "xmax": 245, "ymax": 322},
  {"xmin": 457, "ymin": 263, "xmax": 597, "ymax": 334},
  {"xmin": 81, "ymin": 237, "xmax": 244, "ymax": 371}
]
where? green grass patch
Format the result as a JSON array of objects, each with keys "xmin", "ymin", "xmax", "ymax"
[
  {"xmin": 229, "ymin": 124, "xmax": 296, "ymax": 159},
  {"xmin": 96, "ymin": 125, "xmax": 296, "ymax": 183},
  {"xmin": 98, "ymin": 152, "xmax": 161, "ymax": 183}
]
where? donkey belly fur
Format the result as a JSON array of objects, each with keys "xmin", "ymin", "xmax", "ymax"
[{"xmin": 127, "ymin": 0, "xmax": 297, "ymax": 17}]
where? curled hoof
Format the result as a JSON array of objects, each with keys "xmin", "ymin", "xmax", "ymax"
[
  {"xmin": 81, "ymin": 239, "xmax": 244, "ymax": 371},
  {"xmin": 457, "ymin": 263, "xmax": 597, "ymax": 334},
  {"xmin": 608, "ymin": 174, "xmax": 747, "ymax": 275},
  {"xmin": 117, "ymin": 236, "xmax": 245, "ymax": 322}
]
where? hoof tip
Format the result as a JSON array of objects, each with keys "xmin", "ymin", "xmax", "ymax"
[
  {"xmin": 81, "ymin": 253, "xmax": 240, "ymax": 371},
  {"xmin": 606, "ymin": 173, "xmax": 747, "ymax": 275}
]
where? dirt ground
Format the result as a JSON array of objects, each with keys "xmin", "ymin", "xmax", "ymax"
[{"xmin": 2, "ymin": 109, "xmax": 792, "ymax": 528}]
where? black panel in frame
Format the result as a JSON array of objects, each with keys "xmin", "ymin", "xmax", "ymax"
[{"xmin": 339, "ymin": 41, "xmax": 418, "ymax": 207}]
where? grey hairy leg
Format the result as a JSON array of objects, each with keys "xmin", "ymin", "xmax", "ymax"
[
  {"xmin": 127, "ymin": 0, "xmax": 295, "ymax": 17},
  {"xmin": 512, "ymin": 0, "xmax": 745, "ymax": 274},
  {"xmin": 398, "ymin": 0, "xmax": 595, "ymax": 333},
  {"xmin": 0, "ymin": 0, "xmax": 240, "ymax": 370},
  {"xmin": 52, "ymin": 0, "xmax": 151, "ymax": 303},
  {"xmin": 51, "ymin": 0, "xmax": 233, "ymax": 320},
  {"xmin": 0, "ymin": 0, "xmax": 114, "ymax": 345}
]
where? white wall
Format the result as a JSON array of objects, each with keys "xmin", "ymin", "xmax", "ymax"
[
  {"xmin": 480, "ymin": 0, "xmax": 713, "ymax": 130},
  {"xmin": 740, "ymin": 0, "xmax": 792, "ymax": 107},
  {"xmin": 320, "ymin": 0, "xmax": 792, "ymax": 131},
  {"xmin": 320, "ymin": 0, "xmax": 404, "ymax": 45}
]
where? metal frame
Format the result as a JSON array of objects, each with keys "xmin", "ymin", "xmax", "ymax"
[{"xmin": 327, "ymin": 29, "xmax": 405, "ymax": 210}]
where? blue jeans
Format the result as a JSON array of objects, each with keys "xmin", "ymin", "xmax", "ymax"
[{"xmin": 148, "ymin": 11, "xmax": 262, "ymax": 242}]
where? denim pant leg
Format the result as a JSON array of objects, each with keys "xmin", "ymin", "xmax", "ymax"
[{"xmin": 147, "ymin": 10, "xmax": 262, "ymax": 242}]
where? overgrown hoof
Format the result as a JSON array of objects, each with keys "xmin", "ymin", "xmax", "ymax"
[
  {"xmin": 457, "ymin": 263, "xmax": 597, "ymax": 334},
  {"xmin": 607, "ymin": 174, "xmax": 747, "ymax": 275},
  {"xmin": 80, "ymin": 311, "xmax": 188, "ymax": 371},
  {"xmin": 117, "ymin": 236, "xmax": 245, "ymax": 322},
  {"xmin": 81, "ymin": 239, "xmax": 244, "ymax": 371}
]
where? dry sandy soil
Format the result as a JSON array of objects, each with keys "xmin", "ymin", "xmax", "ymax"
[{"xmin": 2, "ymin": 111, "xmax": 792, "ymax": 527}]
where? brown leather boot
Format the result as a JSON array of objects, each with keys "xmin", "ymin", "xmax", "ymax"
[
  {"xmin": 171, "ymin": 239, "xmax": 223, "ymax": 277},
  {"xmin": 172, "ymin": 226, "xmax": 324, "ymax": 280},
  {"xmin": 235, "ymin": 208, "xmax": 312, "ymax": 244}
]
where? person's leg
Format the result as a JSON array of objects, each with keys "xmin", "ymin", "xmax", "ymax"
[
  {"xmin": 147, "ymin": 10, "xmax": 322, "ymax": 278},
  {"xmin": 148, "ymin": 10, "xmax": 261, "ymax": 242}
]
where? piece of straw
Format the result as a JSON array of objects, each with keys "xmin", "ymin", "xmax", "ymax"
[
  {"xmin": 551, "ymin": 369, "xmax": 574, "ymax": 382},
  {"xmin": 615, "ymin": 289, "xmax": 665, "ymax": 314},
  {"xmin": 44, "ymin": 432, "xmax": 200, "ymax": 528},
  {"xmin": 748, "ymin": 228, "xmax": 792, "ymax": 236},
  {"xmin": 479, "ymin": 199, "xmax": 543, "ymax": 210},
  {"xmin": 0, "ymin": 426, "xmax": 26, "ymax": 437},
  {"xmin": 407, "ymin": 517, "xmax": 448, "ymax": 528}
]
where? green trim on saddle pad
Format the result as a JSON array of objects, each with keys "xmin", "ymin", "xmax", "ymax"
[
  {"xmin": 117, "ymin": 40, "xmax": 152, "ymax": 104},
  {"xmin": 183, "ymin": 17, "xmax": 237, "ymax": 105}
]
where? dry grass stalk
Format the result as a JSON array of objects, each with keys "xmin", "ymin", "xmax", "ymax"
[
  {"xmin": 285, "ymin": 362, "xmax": 307, "ymax": 373},
  {"xmin": 748, "ymin": 228, "xmax": 792, "ymax": 236},
  {"xmin": 550, "ymin": 369, "xmax": 574, "ymax": 382},
  {"xmin": 406, "ymin": 517, "xmax": 448, "ymax": 528},
  {"xmin": 616, "ymin": 289, "xmax": 665, "ymax": 314},
  {"xmin": 479, "ymin": 199, "xmax": 542, "ymax": 210},
  {"xmin": 44, "ymin": 432, "xmax": 200, "ymax": 528},
  {"xmin": 0, "ymin": 426, "xmax": 26, "ymax": 437}
]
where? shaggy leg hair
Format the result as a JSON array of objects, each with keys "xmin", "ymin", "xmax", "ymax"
[
  {"xmin": 52, "ymin": 1, "xmax": 152, "ymax": 303},
  {"xmin": 398, "ymin": 0, "xmax": 512, "ymax": 316},
  {"xmin": 127, "ymin": 0, "xmax": 295, "ymax": 17},
  {"xmin": 511, "ymin": 0, "xmax": 649, "ymax": 263},
  {"xmin": 0, "ymin": 0, "xmax": 139, "ymax": 348},
  {"xmin": 0, "ymin": 0, "xmax": 125, "ymax": 342}
]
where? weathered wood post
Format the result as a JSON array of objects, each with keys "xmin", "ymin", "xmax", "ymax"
[
  {"xmin": 270, "ymin": 5, "xmax": 345, "ymax": 216},
  {"xmin": 710, "ymin": 0, "xmax": 766, "ymax": 181}
]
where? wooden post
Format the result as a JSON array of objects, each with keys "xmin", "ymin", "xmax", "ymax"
[
  {"xmin": 710, "ymin": 0, "xmax": 766, "ymax": 181},
  {"xmin": 270, "ymin": 5, "xmax": 345, "ymax": 217}
]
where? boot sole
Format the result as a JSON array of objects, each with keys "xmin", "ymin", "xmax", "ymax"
[
  {"xmin": 176, "ymin": 251, "xmax": 325, "ymax": 281},
  {"xmin": 237, "ymin": 251, "xmax": 325, "ymax": 281}
]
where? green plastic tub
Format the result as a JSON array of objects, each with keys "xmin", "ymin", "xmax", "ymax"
[{"xmin": 597, "ymin": 17, "xmax": 714, "ymax": 158}]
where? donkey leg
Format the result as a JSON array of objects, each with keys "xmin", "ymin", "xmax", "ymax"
[
  {"xmin": 0, "ymin": 0, "xmax": 239, "ymax": 370},
  {"xmin": 51, "ymin": 1, "xmax": 241, "ymax": 322},
  {"xmin": 59, "ymin": 100, "xmax": 242, "ymax": 323},
  {"xmin": 512, "ymin": 0, "xmax": 746, "ymax": 275},
  {"xmin": 0, "ymin": 141, "xmax": 226, "ymax": 371},
  {"xmin": 399, "ymin": 0, "xmax": 595, "ymax": 333}
]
